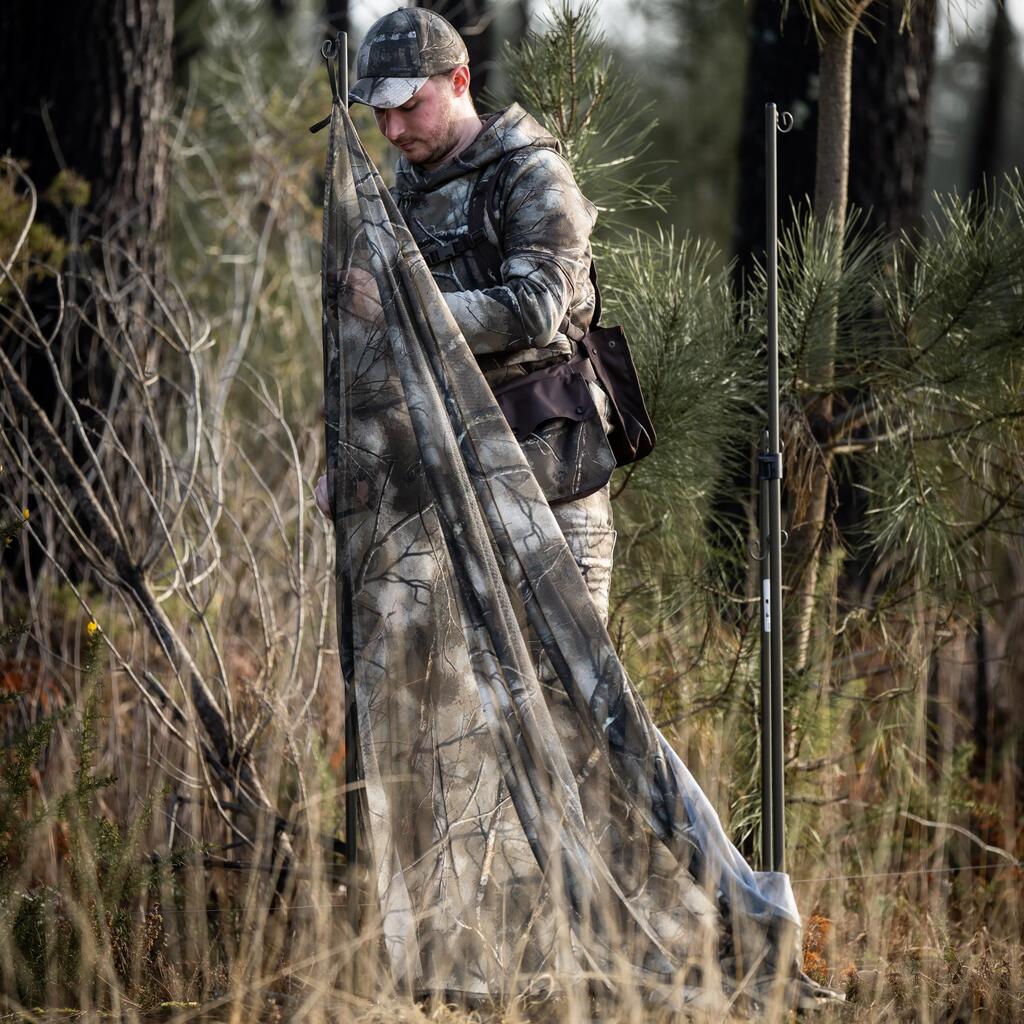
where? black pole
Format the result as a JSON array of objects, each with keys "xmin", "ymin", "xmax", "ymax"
[
  {"xmin": 761, "ymin": 102, "xmax": 790, "ymax": 872},
  {"xmin": 339, "ymin": 32, "xmax": 360, "ymax": 933},
  {"xmin": 329, "ymin": 25, "xmax": 362, "ymax": 953},
  {"xmin": 759, "ymin": 430, "xmax": 773, "ymax": 869}
]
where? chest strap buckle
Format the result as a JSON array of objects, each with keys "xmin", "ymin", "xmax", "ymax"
[{"xmin": 420, "ymin": 227, "xmax": 489, "ymax": 267}]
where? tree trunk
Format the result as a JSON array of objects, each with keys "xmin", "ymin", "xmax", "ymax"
[
  {"xmin": 324, "ymin": 0, "xmax": 349, "ymax": 35},
  {"xmin": 0, "ymin": 0, "xmax": 173, "ymax": 414},
  {"xmin": 791, "ymin": 17, "xmax": 859, "ymax": 672},
  {"xmin": 814, "ymin": 25, "xmax": 856, "ymax": 229},
  {"xmin": 849, "ymin": 0, "xmax": 937, "ymax": 239},
  {"xmin": 417, "ymin": 0, "xmax": 496, "ymax": 104},
  {"xmin": 969, "ymin": 0, "xmax": 1014, "ymax": 195},
  {"xmin": 0, "ymin": 0, "xmax": 173, "ymax": 583},
  {"xmin": 732, "ymin": 0, "xmax": 820, "ymax": 292},
  {"xmin": 0, "ymin": 0, "xmax": 173, "ymax": 287}
]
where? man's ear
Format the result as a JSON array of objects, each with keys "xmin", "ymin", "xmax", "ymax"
[{"xmin": 450, "ymin": 65, "xmax": 471, "ymax": 99}]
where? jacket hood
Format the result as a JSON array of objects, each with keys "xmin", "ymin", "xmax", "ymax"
[{"xmin": 393, "ymin": 103, "xmax": 560, "ymax": 195}]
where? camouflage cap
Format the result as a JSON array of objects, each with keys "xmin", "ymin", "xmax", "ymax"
[{"xmin": 349, "ymin": 8, "xmax": 469, "ymax": 109}]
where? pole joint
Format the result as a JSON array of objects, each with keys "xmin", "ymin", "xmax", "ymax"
[{"xmin": 758, "ymin": 451, "xmax": 782, "ymax": 481}]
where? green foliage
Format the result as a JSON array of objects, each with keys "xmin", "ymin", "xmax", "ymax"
[
  {"xmin": 600, "ymin": 228, "xmax": 755, "ymax": 611},
  {"xmin": 740, "ymin": 174, "xmax": 1024, "ymax": 584},
  {"xmin": 0, "ymin": 160, "xmax": 90, "ymax": 298},
  {"xmin": 0, "ymin": 713, "xmax": 63, "ymax": 867},
  {"xmin": 0, "ymin": 624, "xmax": 162, "ymax": 1008},
  {"xmin": 862, "ymin": 175, "xmax": 1024, "ymax": 580},
  {"xmin": 501, "ymin": 1, "xmax": 668, "ymax": 217},
  {"xmin": 771, "ymin": 204, "xmax": 885, "ymax": 395}
]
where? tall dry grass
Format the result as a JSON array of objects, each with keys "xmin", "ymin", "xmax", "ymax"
[{"xmin": 1, "ymin": 175, "xmax": 1020, "ymax": 1021}]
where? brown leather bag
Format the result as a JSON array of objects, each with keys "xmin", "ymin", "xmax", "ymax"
[
  {"xmin": 571, "ymin": 267, "xmax": 657, "ymax": 468},
  {"xmin": 490, "ymin": 266, "xmax": 657, "ymax": 504},
  {"xmin": 492, "ymin": 351, "xmax": 617, "ymax": 505}
]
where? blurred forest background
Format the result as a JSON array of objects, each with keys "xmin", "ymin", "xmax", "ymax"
[{"xmin": 1, "ymin": 0, "xmax": 1022, "ymax": 1021}]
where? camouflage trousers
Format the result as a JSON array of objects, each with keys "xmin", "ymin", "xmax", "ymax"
[
  {"xmin": 551, "ymin": 482, "xmax": 615, "ymax": 627},
  {"xmin": 525, "ymin": 375, "xmax": 617, "ymax": 682},
  {"xmin": 550, "ymin": 379, "xmax": 617, "ymax": 628},
  {"xmin": 530, "ymin": 482, "xmax": 615, "ymax": 696}
]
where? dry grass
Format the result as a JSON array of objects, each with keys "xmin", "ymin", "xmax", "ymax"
[{"xmin": 0, "ymin": 565, "xmax": 1019, "ymax": 1022}]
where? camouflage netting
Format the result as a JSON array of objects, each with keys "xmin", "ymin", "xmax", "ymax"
[{"xmin": 321, "ymin": 92, "xmax": 836, "ymax": 1013}]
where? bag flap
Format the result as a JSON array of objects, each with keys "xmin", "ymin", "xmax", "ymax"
[{"xmin": 494, "ymin": 367, "xmax": 596, "ymax": 439}]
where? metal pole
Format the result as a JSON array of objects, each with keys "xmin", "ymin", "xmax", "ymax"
[
  {"xmin": 330, "ymin": 25, "xmax": 362, "ymax": 957},
  {"xmin": 339, "ymin": 31, "xmax": 348, "ymax": 101},
  {"xmin": 758, "ymin": 432, "xmax": 773, "ymax": 870},
  {"xmin": 763, "ymin": 102, "xmax": 791, "ymax": 872}
]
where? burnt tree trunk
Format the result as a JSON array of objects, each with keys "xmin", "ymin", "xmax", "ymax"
[
  {"xmin": 324, "ymin": 0, "xmax": 348, "ymax": 33},
  {"xmin": 732, "ymin": 0, "xmax": 819, "ymax": 293},
  {"xmin": 969, "ymin": 0, "xmax": 1014, "ymax": 195}
]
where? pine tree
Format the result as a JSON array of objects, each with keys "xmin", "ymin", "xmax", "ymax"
[{"xmin": 501, "ymin": 2, "xmax": 1024, "ymax": 847}]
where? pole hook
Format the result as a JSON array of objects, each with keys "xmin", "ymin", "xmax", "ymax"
[
  {"xmin": 322, "ymin": 37, "xmax": 341, "ymax": 105},
  {"xmin": 776, "ymin": 110, "xmax": 794, "ymax": 133},
  {"xmin": 322, "ymin": 32, "xmax": 347, "ymax": 102}
]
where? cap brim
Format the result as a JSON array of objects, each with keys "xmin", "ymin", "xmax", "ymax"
[{"xmin": 348, "ymin": 76, "xmax": 429, "ymax": 109}]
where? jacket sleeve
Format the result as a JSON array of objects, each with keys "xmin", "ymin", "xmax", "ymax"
[{"xmin": 442, "ymin": 148, "xmax": 598, "ymax": 356}]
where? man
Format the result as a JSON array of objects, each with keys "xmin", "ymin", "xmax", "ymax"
[{"xmin": 316, "ymin": 6, "xmax": 616, "ymax": 627}]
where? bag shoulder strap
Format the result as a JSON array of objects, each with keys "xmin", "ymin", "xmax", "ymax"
[
  {"xmin": 417, "ymin": 148, "xmax": 518, "ymax": 272},
  {"xmin": 464, "ymin": 148, "xmax": 521, "ymax": 279}
]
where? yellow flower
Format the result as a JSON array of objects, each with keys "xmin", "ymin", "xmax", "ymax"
[
  {"xmin": 87, "ymin": 620, "xmax": 99, "ymax": 635},
  {"xmin": 22, "ymin": 508, "xmax": 29, "ymax": 520}
]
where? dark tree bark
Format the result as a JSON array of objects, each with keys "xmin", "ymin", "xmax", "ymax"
[
  {"xmin": 174, "ymin": 0, "xmax": 206, "ymax": 86},
  {"xmin": 417, "ymin": 0, "xmax": 496, "ymax": 104},
  {"xmin": 0, "ymin": 0, "xmax": 174, "ymax": 585},
  {"xmin": 828, "ymin": 0, "xmax": 937, "ymax": 600},
  {"xmin": 969, "ymin": 0, "xmax": 1014, "ymax": 195},
  {"xmin": 324, "ymin": 0, "xmax": 348, "ymax": 34},
  {"xmin": 972, "ymin": 609, "xmax": 991, "ymax": 780},
  {"xmin": 849, "ymin": 0, "xmax": 937, "ymax": 239},
  {"xmin": 1, "ymin": 0, "xmax": 173, "ymax": 284},
  {"xmin": 323, "ymin": 0, "xmax": 349, "ymax": 71},
  {"xmin": 731, "ymin": 0, "xmax": 819, "ymax": 294}
]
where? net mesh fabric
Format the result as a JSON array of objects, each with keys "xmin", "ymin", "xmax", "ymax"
[{"xmin": 322, "ymin": 97, "xmax": 832, "ymax": 1011}]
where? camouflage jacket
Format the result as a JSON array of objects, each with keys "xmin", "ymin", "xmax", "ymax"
[{"xmin": 391, "ymin": 103, "xmax": 598, "ymax": 385}]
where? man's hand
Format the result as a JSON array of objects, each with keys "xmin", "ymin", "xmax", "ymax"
[
  {"xmin": 345, "ymin": 267, "xmax": 384, "ymax": 323},
  {"xmin": 314, "ymin": 473, "xmax": 331, "ymax": 517}
]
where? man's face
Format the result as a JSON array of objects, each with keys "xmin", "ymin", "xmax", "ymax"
[{"xmin": 372, "ymin": 73, "xmax": 460, "ymax": 167}]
